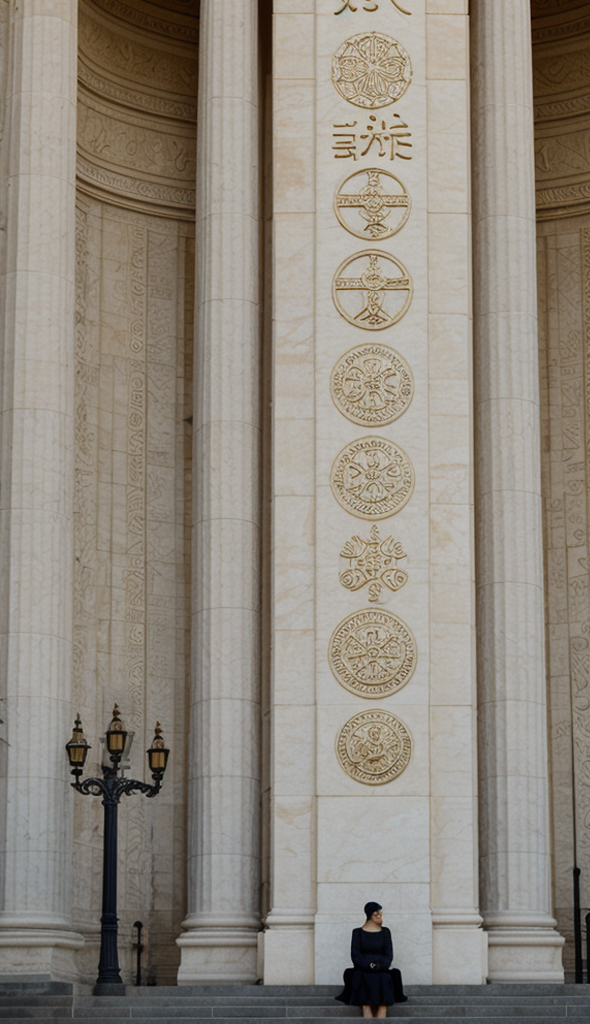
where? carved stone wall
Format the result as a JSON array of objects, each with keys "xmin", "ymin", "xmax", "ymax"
[
  {"xmin": 77, "ymin": 0, "xmax": 198, "ymax": 218},
  {"xmin": 73, "ymin": 0, "xmax": 196, "ymax": 984},
  {"xmin": 533, "ymin": 2, "xmax": 590, "ymax": 219},
  {"xmin": 534, "ymin": 0, "xmax": 590, "ymax": 982}
]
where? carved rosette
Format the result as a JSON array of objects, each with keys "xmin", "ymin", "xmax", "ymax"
[
  {"xmin": 336, "ymin": 709, "xmax": 412, "ymax": 785},
  {"xmin": 330, "ymin": 343, "xmax": 413, "ymax": 426},
  {"xmin": 331, "ymin": 33, "xmax": 412, "ymax": 109},
  {"xmin": 329, "ymin": 607, "xmax": 416, "ymax": 698},
  {"xmin": 330, "ymin": 435, "xmax": 414, "ymax": 519}
]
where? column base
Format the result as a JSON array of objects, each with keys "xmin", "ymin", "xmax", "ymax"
[
  {"xmin": 484, "ymin": 913, "xmax": 565, "ymax": 982},
  {"xmin": 176, "ymin": 918, "xmax": 259, "ymax": 984},
  {"xmin": 261, "ymin": 910, "xmax": 315, "ymax": 985},
  {"xmin": 432, "ymin": 911, "xmax": 488, "ymax": 984},
  {"xmin": 0, "ymin": 927, "xmax": 84, "ymax": 982}
]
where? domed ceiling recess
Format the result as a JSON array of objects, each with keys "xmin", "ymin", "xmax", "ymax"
[
  {"xmin": 531, "ymin": 0, "xmax": 590, "ymax": 219},
  {"xmin": 77, "ymin": 0, "xmax": 199, "ymax": 218}
]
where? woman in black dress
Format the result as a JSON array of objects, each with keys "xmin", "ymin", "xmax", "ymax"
[{"xmin": 336, "ymin": 901, "xmax": 404, "ymax": 1019}]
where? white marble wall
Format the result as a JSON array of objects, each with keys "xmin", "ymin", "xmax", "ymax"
[{"xmin": 265, "ymin": 0, "xmax": 484, "ymax": 987}]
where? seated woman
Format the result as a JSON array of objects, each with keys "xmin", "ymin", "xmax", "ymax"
[{"xmin": 335, "ymin": 901, "xmax": 406, "ymax": 1019}]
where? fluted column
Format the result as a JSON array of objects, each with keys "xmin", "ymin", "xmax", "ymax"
[
  {"xmin": 176, "ymin": 0, "xmax": 261, "ymax": 984},
  {"xmin": 472, "ymin": 0, "xmax": 564, "ymax": 982},
  {"xmin": 0, "ymin": 0, "xmax": 83, "ymax": 978}
]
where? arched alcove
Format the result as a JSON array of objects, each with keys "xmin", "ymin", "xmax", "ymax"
[{"xmin": 72, "ymin": 0, "xmax": 198, "ymax": 984}]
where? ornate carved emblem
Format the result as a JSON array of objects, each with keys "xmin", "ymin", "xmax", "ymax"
[
  {"xmin": 330, "ymin": 343, "xmax": 413, "ymax": 426},
  {"xmin": 332, "ymin": 33, "xmax": 413, "ymax": 109},
  {"xmin": 330, "ymin": 436, "xmax": 414, "ymax": 519},
  {"xmin": 333, "ymin": 251, "xmax": 413, "ymax": 329},
  {"xmin": 340, "ymin": 525, "xmax": 408, "ymax": 601},
  {"xmin": 335, "ymin": 169, "xmax": 411, "ymax": 239},
  {"xmin": 329, "ymin": 607, "xmax": 416, "ymax": 697},
  {"xmin": 336, "ymin": 709, "xmax": 413, "ymax": 785}
]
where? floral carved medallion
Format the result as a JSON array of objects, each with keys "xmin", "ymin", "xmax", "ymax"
[
  {"xmin": 332, "ymin": 33, "xmax": 413, "ymax": 109},
  {"xmin": 329, "ymin": 607, "xmax": 416, "ymax": 697},
  {"xmin": 340, "ymin": 524, "xmax": 408, "ymax": 601},
  {"xmin": 336, "ymin": 709, "xmax": 413, "ymax": 785}
]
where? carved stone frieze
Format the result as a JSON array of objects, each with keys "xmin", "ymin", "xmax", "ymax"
[
  {"xmin": 330, "ymin": 435, "xmax": 415, "ymax": 519},
  {"xmin": 336, "ymin": 709, "xmax": 412, "ymax": 785},
  {"xmin": 329, "ymin": 607, "xmax": 416, "ymax": 697},
  {"xmin": 79, "ymin": 8, "xmax": 197, "ymax": 98},
  {"xmin": 85, "ymin": 0, "xmax": 199, "ymax": 44},
  {"xmin": 330, "ymin": 343, "xmax": 414, "ymax": 425}
]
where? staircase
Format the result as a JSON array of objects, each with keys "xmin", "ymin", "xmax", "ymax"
[{"xmin": 2, "ymin": 982, "xmax": 590, "ymax": 1023}]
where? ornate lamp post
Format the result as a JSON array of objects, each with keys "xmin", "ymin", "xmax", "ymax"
[{"xmin": 66, "ymin": 705, "xmax": 169, "ymax": 985}]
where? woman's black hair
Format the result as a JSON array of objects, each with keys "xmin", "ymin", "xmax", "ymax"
[{"xmin": 364, "ymin": 901, "xmax": 382, "ymax": 919}]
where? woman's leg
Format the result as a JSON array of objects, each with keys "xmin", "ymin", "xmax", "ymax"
[
  {"xmin": 375, "ymin": 1006, "xmax": 387, "ymax": 1018},
  {"xmin": 362, "ymin": 1006, "xmax": 373, "ymax": 1018}
]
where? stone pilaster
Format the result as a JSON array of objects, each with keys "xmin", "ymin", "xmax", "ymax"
[
  {"xmin": 471, "ymin": 0, "xmax": 564, "ymax": 982},
  {"xmin": 176, "ymin": 0, "xmax": 261, "ymax": 984},
  {"xmin": 0, "ymin": 0, "xmax": 83, "ymax": 978}
]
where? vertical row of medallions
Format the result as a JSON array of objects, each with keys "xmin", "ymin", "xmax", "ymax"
[{"xmin": 326, "ymin": 14, "xmax": 419, "ymax": 787}]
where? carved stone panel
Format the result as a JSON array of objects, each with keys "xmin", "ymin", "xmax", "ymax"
[{"xmin": 336, "ymin": 709, "xmax": 412, "ymax": 785}]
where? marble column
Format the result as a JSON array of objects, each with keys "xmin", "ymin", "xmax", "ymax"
[
  {"xmin": 0, "ymin": 0, "xmax": 83, "ymax": 978},
  {"xmin": 471, "ymin": 0, "xmax": 564, "ymax": 982},
  {"xmin": 176, "ymin": 0, "xmax": 261, "ymax": 984}
]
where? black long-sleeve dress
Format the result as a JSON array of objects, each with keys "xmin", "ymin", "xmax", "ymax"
[{"xmin": 337, "ymin": 926, "xmax": 396, "ymax": 1007}]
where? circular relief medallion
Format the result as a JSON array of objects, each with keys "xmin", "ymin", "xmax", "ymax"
[
  {"xmin": 336, "ymin": 709, "xmax": 413, "ymax": 786},
  {"xmin": 332, "ymin": 251, "xmax": 413, "ymax": 330},
  {"xmin": 331, "ymin": 33, "xmax": 413, "ymax": 109},
  {"xmin": 330, "ymin": 435, "xmax": 414, "ymax": 519},
  {"xmin": 335, "ymin": 169, "xmax": 411, "ymax": 241},
  {"xmin": 329, "ymin": 607, "xmax": 416, "ymax": 698},
  {"xmin": 330, "ymin": 343, "xmax": 414, "ymax": 426}
]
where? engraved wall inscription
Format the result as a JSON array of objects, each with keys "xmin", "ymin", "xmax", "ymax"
[
  {"xmin": 333, "ymin": 251, "xmax": 413, "ymax": 329},
  {"xmin": 330, "ymin": 343, "xmax": 413, "ymax": 425},
  {"xmin": 336, "ymin": 709, "xmax": 413, "ymax": 784},
  {"xmin": 340, "ymin": 524, "xmax": 408, "ymax": 601},
  {"xmin": 335, "ymin": 0, "xmax": 411, "ymax": 13},
  {"xmin": 332, "ymin": 33, "xmax": 412, "ymax": 109},
  {"xmin": 335, "ymin": 168, "xmax": 411, "ymax": 239},
  {"xmin": 332, "ymin": 113, "xmax": 412, "ymax": 162},
  {"xmin": 330, "ymin": 435, "xmax": 414, "ymax": 518}
]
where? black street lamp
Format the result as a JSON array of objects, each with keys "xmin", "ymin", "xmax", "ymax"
[{"xmin": 66, "ymin": 705, "xmax": 169, "ymax": 986}]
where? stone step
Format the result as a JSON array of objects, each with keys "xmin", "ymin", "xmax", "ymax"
[
  {"xmin": 5, "ymin": 1017, "xmax": 588, "ymax": 1024},
  {"xmin": 73, "ymin": 995, "xmax": 590, "ymax": 1007}
]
